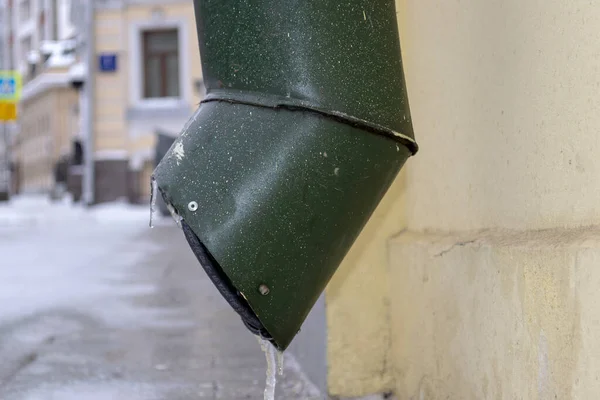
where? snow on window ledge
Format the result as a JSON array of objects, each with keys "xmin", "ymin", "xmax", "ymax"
[{"xmin": 134, "ymin": 97, "xmax": 185, "ymax": 109}]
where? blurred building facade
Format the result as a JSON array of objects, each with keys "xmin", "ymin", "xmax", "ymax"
[
  {"xmin": 0, "ymin": 0, "xmax": 8, "ymax": 200},
  {"xmin": 90, "ymin": 0, "xmax": 203, "ymax": 204},
  {"xmin": 0, "ymin": 2, "xmax": 5, "ymax": 67},
  {"xmin": 1, "ymin": 0, "xmax": 78, "ymax": 196},
  {"xmin": 0, "ymin": 0, "xmax": 202, "ymax": 203}
]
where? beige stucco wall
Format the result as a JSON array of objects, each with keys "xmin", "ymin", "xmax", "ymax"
[
  {"xmin": 398, "ymin": 0, "xmax": 600, "ymax": 232},
  {"xmin": 389, "ymin": 229, "xmax": 599, "ymax": 400},
  {"xmin": 388, "ymin": 0, "xmax": 600, "ymax": 398},
  {"xmin": 326, "ymin": 172, "xmax": 406, "ymax": 397},
  {"xmin": 94, "ymin": 9, "xmax": 129, "ymax": 154}
]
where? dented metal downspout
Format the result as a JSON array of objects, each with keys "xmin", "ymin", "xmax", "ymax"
[{"xmin": 153, "ymin": 0, "xmax": 417, "ymax": 350}]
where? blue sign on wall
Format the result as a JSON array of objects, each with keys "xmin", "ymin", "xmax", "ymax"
[
  {"xmin": 99, "ymin": 54, "xmax": 118, "ymax": 72},
  {"xmin": 0, "ymin": 78, "xmax": 16, "ymax": 98},
  {"xmin": 0, "ymin": 71, "xmax": 21, "ymax": 101}
]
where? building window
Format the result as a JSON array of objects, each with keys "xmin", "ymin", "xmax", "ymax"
[{"xmin": 142, "ymin": 29, "xmax": 180, "ymax": 99}]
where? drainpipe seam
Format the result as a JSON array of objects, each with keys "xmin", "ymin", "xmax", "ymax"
[{"xmin": 201, "ymin": 93, "xmax": 418, "ymax": 155}]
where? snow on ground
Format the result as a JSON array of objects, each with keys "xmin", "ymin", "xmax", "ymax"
[
  {"xmin": 0, "ymin": 196, "xmax": 323, "ymax": 399},
  {"xmin": 12, "ymin": 381, "xmax": 192, "ymax": 400},
  {"xmin": 0, "ymin": 196, "xmax": 153, "ymax": 227},
  {"xmin": 0, "ymin": 196, "xmax": 179, "ymax": 329}
]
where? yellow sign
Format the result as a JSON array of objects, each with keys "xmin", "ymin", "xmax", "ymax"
[
  {"xmin": 0, "ymin": 102, "xmax": 17, "ymax": 122},
  {"xmin": 0, "ymin": 71, "xmax": 22, "ymax": 102}
]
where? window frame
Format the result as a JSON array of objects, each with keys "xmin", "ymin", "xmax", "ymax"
[{"xmin": 129, "ymin": 19, "xmax": 189, "ymax": 109}]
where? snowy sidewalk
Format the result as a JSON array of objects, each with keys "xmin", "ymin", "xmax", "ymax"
[{"xmin": 0, "ymin": 198, "xmax": 321, "ymax": 399}]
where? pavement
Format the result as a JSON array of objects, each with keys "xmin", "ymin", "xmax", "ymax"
[{"xmin": 0, "ymin": 198, "xmax": 322, "ymax": 399}]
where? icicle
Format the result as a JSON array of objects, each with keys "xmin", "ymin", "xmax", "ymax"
[
  {"xmin": 149, "ymin": 178, "xmax": 158, "ymax": 228},
  {"xmin": 257, "ymin": 336, "xmax": 278, "ymax": 400},
  {"xmin": 277, "ymin": 350, "xmax": 284, "ymax": 376},
  {"xmin": 166, "ymin": 202, "xmax": 182, "ymax": 228}
]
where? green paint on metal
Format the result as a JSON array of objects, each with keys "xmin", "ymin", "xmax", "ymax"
[
  {"xmin": 153, "ymin": 0, "xmax": 417, "ymax": 350},
  {"xmin": 194, "ymin": 0, "xmax": 416, "ymax": 149}
]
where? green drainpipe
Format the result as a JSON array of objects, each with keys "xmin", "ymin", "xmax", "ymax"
[{"xmin": 152, "ymin": 0, "xmax": 418, "ymax": 351}]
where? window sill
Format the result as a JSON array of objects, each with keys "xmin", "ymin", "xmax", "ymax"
[
  {"xmin": 134, "ymin": 97, "xmax": 186, "ymax": 108},
  {"xmin": 127, "ymin": 99, "xmax": 192, "ymax": 121}
]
